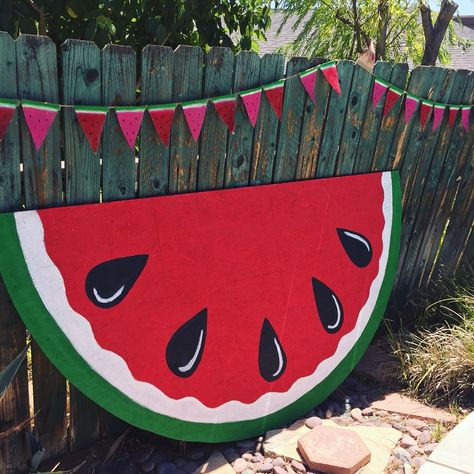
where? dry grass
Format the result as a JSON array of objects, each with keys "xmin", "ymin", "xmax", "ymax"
[{"xmin": 388, "ymin": 282, "xmax": 474, "ymax": 406}]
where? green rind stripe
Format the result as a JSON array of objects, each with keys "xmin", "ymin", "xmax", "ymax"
[
  {"xmin": 115, "ymin": 105, "xmax": 147, "ymax": 112},
  {"xmin": 75, "ymin": 105, "xmax": 109, "ymax": 114},
  {"xmin": 22, "ymin": 99, "xmax": 60, "ymax": 112},
  {"xmin": 148, "ymin": 103, "xmax": 177, "ymax": 111},
  {"xmin": 0, "ymin": 172, "xmax": 401, "ymax": 442},
  {"xmin": 240, "ymin": 87, "xmax": 262, "ymax": 97},
  {"xmin": 263, "ymin": 79, "xmax": 285, "ymax": 91},
  {"xmin": 0, "ymin": 98, "xmax": 18, "ymax": 108},
  {"xmin": 181, "ymin": 99, "xmax": 209, "ymax": 109}
]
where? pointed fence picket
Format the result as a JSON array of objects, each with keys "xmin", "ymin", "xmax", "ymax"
[{"xmin": 0, "ymin": 33, "xmax": 472, "ymax": 473}]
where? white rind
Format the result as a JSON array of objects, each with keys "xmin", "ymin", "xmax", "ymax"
[{"xmin": 14, "ymin": 173, "xmax": 393, "ymax": 423}]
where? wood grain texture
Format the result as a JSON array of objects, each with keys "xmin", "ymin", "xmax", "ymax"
[
  {"xmin": 169, "ymin": 46, "xmax": 204, "ymax": 194},
  {"xmin": 16, "ymin": 34, "xmax": 67, "ymax": 458},
  {"xmin": 198, "ymin": 47, "xmax": 234, "ymax": 191},
  {"xmin": 61, "ymin": 38, "xmax": 102, "ymax": 450},
  {"xmin": 139, "ymin": 45, "xmax": 174, "ymax": 197},
  {"xmin": 101, "ymin": 45, "xmax": 137, "ymax": 202},
  {"xmin": 250, "ymin": 54, "xmax": 285, "ymax": 185},
  {"xmin": 225, "ymin": 52, "xmax": 261, "ymax": 187}
]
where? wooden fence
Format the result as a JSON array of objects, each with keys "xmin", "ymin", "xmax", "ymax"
[{"xmin": 0, "ymin": 32, "xmax": 472, "ymax": 473}]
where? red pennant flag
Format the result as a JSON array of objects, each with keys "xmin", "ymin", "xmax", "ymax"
[
  {"xmin": 75, "ymin": 105, "xmax": 108, "ymax": 153},
  {"xmin": 432, "ymin": 104, "xmax": 445, "ymax": 131},
  {"xmin": 0, "ymin": 99, "xmax": 17, "ymax": 142},
  {"xmin": 22, "ymin": 99, "xmax": 60, "ymax": 151},
  {"xmin": 182, "ymin": 100, "xmax": 207, "ymax": 142},
  {"xmin": 405, "ymin": 94, "xmax": 419, "ymax": 124},
  {"xmin": 461, "ymin": 106, "xmax": 471, "ymax": 132},
  {"xmin": 148, "ymin": 104, "xmax": 176, "ymax": 146},
  {"xmin": 264, "ymin": 80, "xmax": 285, "ymax": 119},
  {"xmin": 241, "ymin": 88, "xmax": 262, "ymax": 127},
  {"xmin": 420, "ymin": 101, "xmax": 433, "ymax": 129},
  {"xmin": 448, "ymin": 106, "xmax": 460, "ymax": 128},
  {"xmin": 299, "ymin": 68, "xmax": 317, "ymax": 103},
  {"xmin": 372, "ymin": 79, "xmax": 388, "ymax": 110},
  {"xmin": 383, "ymin": 87, "xmax": 403, "ymax": 117},
  {"xmin": 320, "ymin": 61, "xmax": 341, "ymax": 95},
  {"xmin": 116, "ymin": 106, "xmax": 146, "ymax": 150},
  {"xmin": 212, "ymin": 96, "xmax": 237, "ymax": 133}
]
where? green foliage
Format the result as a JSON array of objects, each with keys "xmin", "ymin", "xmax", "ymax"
[
  {"xmin": 276, "ymin": 0, "xmax": 469, "ymax": 65},
  {"xmin": 0, "ymin": 0, "xmax": 272, "ymax": 52}
]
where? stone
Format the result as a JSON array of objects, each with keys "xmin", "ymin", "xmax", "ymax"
[
  {"xmin": 188, "ymin": 448, "xmax": 206, "ymax": 461},
  {"xmin": 176, "ymin": 458, "xmax": 187, "ymax": 468},
  {"xmin": 400, "ymin": 435, "xmax": 417, "ymax": 448},
  {"xmin": 184, "ymin": 462, "xmax": 200, "ymax": 473},
  {"xmin": 305, "ymin": 417, "xmax": 322, "ymax": 429},
  {"xmin": 252, "ymin": 453, "xmax": 264, "ymax": 463},
  {"xmin": 151, "ymin": 453, "xmax": 167, "ymax": 465},
  {"xmin": 141, "ymin": 460, "xmax": 155, "ymax": 473},
  {"xmin": 417, "ymin": 430, "xmax": 432, "ymax": 445},
  {"xmin": 393, "ymin": 447, "xmax": 411, "ymax": 465},
  {"xmin": 171, "ymin": 469, "xmax": 187, "ymax": 474},
  {"xmin": 411, "ymin": 457, "xmax": 425, "ymax": 469},
  {"xmin": 370, "ymin": 394, "xmax": 455, "ymax": 423},
  {"xmin": 375, "ymin": 410, "xmax": 389, "ymax": 417},
  {"xmin": 273, "ymin": 457, "xmax": 285, "ymax": 467},
  {"xmin": 264, "ymin": 458, "xmax": 273, "ymax": 464},
  {"xmin": 422, "ymin": 443, "xmax": 438, "ymax": 454},
  {"xmin": 159, "ymin": 462, "xmax": 177, "ymax": 474},
  {"xmin": 242, "ymin": 470, "xmax": 253, "ymax": 474},
  {"xmin": 361, "ymin": 407, "xmax": 373, "ymax": 416},
  {"xmin": 406, "ymin": 419, "xmax": 429, "ymax": 431},
  {"xmin": 256, "ymin": 463, "xmax": 273, "ymax": 473},
  {"xmin": 407, "ymin": 446, "xmax": 423, "ymax": 456},
  {"xmin": 350, "ymin": 408, "xmax": 364, "ymax": 422},
  {"xmin": 406, "ymin": 428, "xmax": 422, "ymax": 439},
  {"xmin": 403, "ymin": 463, "xmax": 412, "ymax": 474},
  {"xmin": 193, "ymin": 451, "xmax": 235, "ymax": 474},
  {"xmin": 273, "ymin": 466, "xmax": 287, "ymax": 474},
  {"xmin": 241, "ymin": 453, "xmax": 253, "ymax": 461},
  {"xmin": 290, "ymin": 460, "xmax": 306, "ymax": 472},
  {"xmin": 297, "ymin": 425, "xmax": 371, "ymax": 474},
  {"xmin": 232, "ymin": 458, "xmax": 248, "ymax": 473},
  {"xmin": 392, "ymin": 422, "xmax": 404, "ymax": 431},
  {"xmin": 331, "ymin": 416, "xmax": 351, "ymax": 426}
]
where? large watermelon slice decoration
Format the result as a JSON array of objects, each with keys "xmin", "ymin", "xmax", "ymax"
[{"xmin": 0, "ymin": 171, "xmax": 401, "ymax": 442}]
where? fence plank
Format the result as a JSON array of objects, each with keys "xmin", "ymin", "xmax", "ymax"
[
  {"xmin": 61, "ymin": 38, "xmax": 102, "ymax": 451},
  {"xmin": 101, "ymin": 45, "xmax": 137, "ymax": 202},
  {"xmin": 169, "ymin": 46, "xmax": 204, "ymax": 194},
  {"xmin": 295, "ymin": 58, "xmax": 329, "ymax": 180},
  {"xmin": 139, "ymin": 46, "xmax": 174, "ymax": 197},
  {"xmin": 198, "ymin": 47, "xmax": 234, "ymax": 191},
  {"xmin": 273, "ymin": 58, "xmax": 315, "ymax": 183},
  {"xmin": 315, "ymin": 60, "xmax": 355, "ymax": 178},
  {"xmin": 16, "ymin": 34, "xmax": 67, "ymax": 458},
  {"xmin": 225, "ymin": 52, "xmax": 261, "ymax": 187},
  {"xmin": 250, "ymin": 54, "xmax": 285, "ymax": 185},
  {"xmin": 0, "ymin": 32, "xmax": 29, "ymax": 474}
]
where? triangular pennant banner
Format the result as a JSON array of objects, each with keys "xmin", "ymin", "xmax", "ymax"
[
  {"xmin": 320, "ymin": 61, "xmax": 341, "ymax": 95},
  {"xmin": 299, "ymin": 69, "xmax": 317, "ymax": 103},
  {"xmin": 383, "ymin": 87, "xmax": 403, "ymax": 117},
  {"xmin": 75, "ymin": 105, "xmax": 108, "ymax": 153},
  {"xmin": 241, "ymin": 88, "xmax": 262, "ymax": 127},
  {"xmin": 264, "ymin": 80, "xmax": 285, "ymax": 119},
  {"xmin": 148, "ymin": 105, "xmax": 176, "ymax": 146},
  {"xmin": 372, "ymin": 79, "xmax": 388, "ymax": 110},
  {"xmin": 182, "ymin": 100, "xmax": 207, "ymax": 142},
  {"xmin": 461, "ymin": 106, "xmax": 471, "ymax": 132},
  {"xmin": 22, "ymin": 99, "xmax": 60, "ymax": 151},
  {"xmin": 405, "ymin": 94, "xmax": 418, "ymax": 124},
  {"xmin": 420, "ymin": 101, "xmax": 433, "ymax": 129},
  {"xmin": 0, "ymin": 99, "xmax": 17, "ymax": 142},
  {"xmin": 213, "ymin": 96, "xmax": 237, "ymax": 133},
  {"xmin": 432, "ymin": 104, "xmax": 445, "ymax": 132},
  {"xmin": 116, "ymin": 106, "xmax": 146, "ymax": 150},
  {"xmin": 448, "ymin": 106, "xmax": 460, "ymax": 128}
]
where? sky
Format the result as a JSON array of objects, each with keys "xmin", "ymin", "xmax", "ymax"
[{"xmin": 451, "ymin": 0, "xmax": 474, "ymax": 15}]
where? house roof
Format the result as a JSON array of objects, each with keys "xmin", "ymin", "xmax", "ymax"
[{"xmin": 258, "ymin": 10, "xmax": 474, "ymax": 70}]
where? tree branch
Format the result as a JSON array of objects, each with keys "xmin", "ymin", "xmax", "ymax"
[{"xmin": 25, "ymin": 0, "xmax": 46, "ymax": 35}]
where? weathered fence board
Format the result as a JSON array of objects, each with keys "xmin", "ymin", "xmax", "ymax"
[{"xmin": 0, "ymin": 33, "xmax": 473, "ymax": 473}]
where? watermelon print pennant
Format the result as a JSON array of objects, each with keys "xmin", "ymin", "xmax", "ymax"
[
  {"xmin": 116, "ymin": 106, "xmax": 146, "ymax": 150},
  {"xmin": 448, "ymin": 106, "xmax": 460, "ymax": 128},
  {"xmin": 182, "ymin": 100, "xmax": 207, "ymax": 142},
  {"xmin": 22, "ymin": 100, "xmax": 60, "ymax": 151},
  {"xmin": 212, "ymin": 96, "xmax": 237, "ymax": 133},
  {"xmin": 383, "ymin": 87, "xmax": 403, "ymax": 117},
  {"xmin": 299, "ymin": 68, "xmax": 318, "ymax": 103},
  {"xmin": 0, "ymin": 99, "xmax": 17, "ymax": 142},
  {"xmin": 75, "ymin": 106, "xmax": 108, "ymax": 154},
  {"xmin": 148, "ymin": 104, "xmax": 176, "ymax": 146},
  {"xmin": 420, "ymin": 101, "xmax": 433, "ymax": 129},
  {"xmin": 432, "ymin": 104, "xmax": 445, "ymax": 132},
  {"xmin": 461, "ymin": 106, "xmax": 471, "ymax": 132},
  {"xmin": 404, "ymin": 94, "xmax": 419, "ymax": 124},
  {"xmin": 241, "ymin": 88, "xmax": 262, "ymax": 127},
  {"xmin": 264, "ymin": 80, "xmax": 285, "ymax": 119},
  {"xmin": 320, "ymin": 61, "xmax": 341, "ymax": 95},
  {"xmin": 372, "ymin": 79, "xmax": 388, "ymax": 110}
]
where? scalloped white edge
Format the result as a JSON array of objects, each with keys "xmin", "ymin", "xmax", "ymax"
[{"xmin": 14, "ymin": 173, "xmax": 392, "ymax": 423}]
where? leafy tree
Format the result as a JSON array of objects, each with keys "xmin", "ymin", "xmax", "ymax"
[
  {"xmin": 0, "ymin": 0, "xmax": 272, "ymax": 52},
  {"xmin": 276, "ymin": 0, "xmax": 469, "ymax": 65}
]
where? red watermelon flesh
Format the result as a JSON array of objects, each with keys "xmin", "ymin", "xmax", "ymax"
[
  {"xmin": 149, "ymin": 106, "xmax": 176, "ymax": 146},
  {"xmin": 213, "ymin": 98, "xmax": 236, "ymax": 133},
  {"xmin": 36, "ymin": 173, "xmax": 386, "ymax": 408},
  {"xmin": 264, "ymin": 83, "xmax": 285, "ymax": 119},
  {"xmin": 76, "ymin": 108, "xmax": 107, "ymax": 153},
  {"xmin": 0, "ymin": 102, "xmax": 16, "ymax": 141}
]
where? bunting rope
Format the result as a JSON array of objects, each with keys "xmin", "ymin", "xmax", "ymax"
[{"xmin": 0, "ymin": 60, "xmax": 472, "ymax": 153}]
